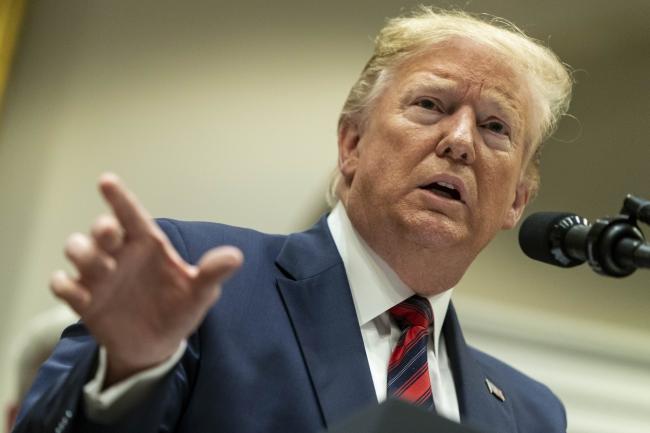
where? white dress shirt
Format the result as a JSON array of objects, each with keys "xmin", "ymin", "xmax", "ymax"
[
  {"xmin": 327, "ymin": 202, "xmax": 460, "ymax": 422},
  {"xmin": 85, "ymin": 203, "xmax": 460, "ymax": 423}
]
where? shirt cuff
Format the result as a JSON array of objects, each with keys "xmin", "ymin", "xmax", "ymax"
[{"xmin": 83, "ymin": 340, "xmax": 187, "ymax": 423}]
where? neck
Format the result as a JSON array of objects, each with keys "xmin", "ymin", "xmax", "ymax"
[
  {"xmin": 363, "ymin": 230, "xmax": 473, "ymax": 296},
  {"xmin": 337, "ymin": 195, "xmax": 475, "ymax": 296}
]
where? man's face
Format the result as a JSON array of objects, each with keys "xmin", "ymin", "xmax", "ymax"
[{"xmin": 339, "ymin": 37, "xmax": 534, "ymax": 263}]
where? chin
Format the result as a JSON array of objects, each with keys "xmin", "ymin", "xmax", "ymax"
[{"xmin": 399, "ymin": 210, "xmax": 471, "ymax": 250}]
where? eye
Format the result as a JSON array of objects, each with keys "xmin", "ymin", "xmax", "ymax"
[
  {"xmin": 481, "ymin": 120, "xmax": 509, "ymax": 136},
  {"xmin": 414, "ymin": 97, "xmax": 443, "ymax": 112}
]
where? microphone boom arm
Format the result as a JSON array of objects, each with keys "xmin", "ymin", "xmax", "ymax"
[{"xmin": 519, "ymin": 193, "xmax": 650, "ymax": 278}]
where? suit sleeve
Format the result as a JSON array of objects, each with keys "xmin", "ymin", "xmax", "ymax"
[{"xmin": 12, "ymin": 219, "xmax": 201, "ymax": 433}]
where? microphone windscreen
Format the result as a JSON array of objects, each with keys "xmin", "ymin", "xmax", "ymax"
[{"xmin": 518, "ymin": 212, "xmax": 577, "ymax": 266}]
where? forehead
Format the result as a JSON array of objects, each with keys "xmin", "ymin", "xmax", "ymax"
[{"xmin": 388, "ymin": 38, "xmax": 533, "ymax": 128}]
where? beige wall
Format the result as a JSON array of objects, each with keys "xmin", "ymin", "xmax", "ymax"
[{"xmin": 1, "ymin": 0, "xmax": 648, "ymax": 428}]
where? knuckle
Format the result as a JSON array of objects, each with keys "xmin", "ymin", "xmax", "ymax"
[
  {"xmin": 48, "ymin": 277, "xmax": 59, "ymax": 293},
  {"xmin": 49, "ymin": 272, "xmax": 67, "ymax": 295},
  {"xmin": 50, "ymin": 285, "xmax": 63, "ymax": 298},
  {"xmin": 64, "ymin": 233, "xmax": 88, "ymax": 257},
  {"xmin": 93, "ymin": 225, "xmax": 123, "ymax": 250},
  {"xmin": 95, "ymin": 213, "xmax": 114, "ymax": 225},
  {"xmin": 148, "ymin": 230, "xmax": 168, "ymax": 249},
  {"xmin": 103, "ymin": 255, "xmax": 117, "ymax": 272},
  {"xmin": 91, "ymin": 215, "xmax": 109, "ymax": 235},
  {"xmin": 97, "ymin": 214, "xmax": 120, "ymax": 232}
]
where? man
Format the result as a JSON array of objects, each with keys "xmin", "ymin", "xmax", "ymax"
[
  {"xmin": 13, "ymin": 7, "xmax": 572, "ymax": 433},
  {"xmin": 5, "ymin": 307, "xmax": 77, "ymax": 433}
]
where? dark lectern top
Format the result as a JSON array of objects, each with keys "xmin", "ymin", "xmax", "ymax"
[{"xmin": 325, "ymin": 399, "xmax": 488, "ymax": 433}]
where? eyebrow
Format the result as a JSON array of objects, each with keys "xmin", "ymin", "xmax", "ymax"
[
  {"xmin": 400, "ymin": 71, "xmax": 525, "ymax": 130},
  {"xmin": 400, "ymin": 72, "xmax": 457, "ymax": 96},
  {"xmin": 480, "ymin": 86, "xmax": 524, "ymax": 129}
]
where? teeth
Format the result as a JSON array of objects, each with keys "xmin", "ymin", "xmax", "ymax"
[{"xmin": 436, "ymin": 181, "xmax": 456, "ymax": 190}]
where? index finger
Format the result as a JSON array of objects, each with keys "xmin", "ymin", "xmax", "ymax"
[{"xmin": 98, "ymin": 173, "xmax": 155, "ymax": 238}]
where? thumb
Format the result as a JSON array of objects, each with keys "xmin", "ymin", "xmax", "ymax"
[{"xmin": 193, "ymin": 246, "xmax": 244, "ymax": 298}]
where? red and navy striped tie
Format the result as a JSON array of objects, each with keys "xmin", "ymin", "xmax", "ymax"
[{"xmin": 387, "ymin": 295, "xmax": 435, "ymax": 411}]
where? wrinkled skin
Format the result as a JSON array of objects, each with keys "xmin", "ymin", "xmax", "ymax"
[{"xmin": 338, "ymin": 37, "xmax": 534, "ymax": 295}]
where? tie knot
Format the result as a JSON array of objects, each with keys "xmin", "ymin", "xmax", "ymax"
[{"xmin": 389, "ymin": 295, "xmax": 433, "ymax": 331}]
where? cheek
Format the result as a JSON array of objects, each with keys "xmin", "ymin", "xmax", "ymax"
[
  {"xmin": 357, "ymin": 133, "xmax": 408, "ymax": 179},
  {"xmin": 355, "ymin": 114, "xmax": 433, "ymax": 195},
  {"xmin": 478, "ymin": 157, "xmax": 522, "ymax": 207},
  {"xmin": 356, "ymin": 156, "xmax": 402, "ymax": 199}
]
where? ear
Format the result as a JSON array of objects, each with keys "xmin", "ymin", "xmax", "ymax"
[
  {"xmin": 337, "ymin": 121, "xmax": 362, "ymax": 185},
  {"xmin": 501, "ymin": 181, "xmax": 531, "ymax": 230}
]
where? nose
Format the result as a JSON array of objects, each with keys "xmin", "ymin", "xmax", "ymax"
[{"xmin": 434, "ymin": 107, "xmax": 476, "ymax": 164}]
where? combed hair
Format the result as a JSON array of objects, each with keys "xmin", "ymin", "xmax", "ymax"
[{"xmin": 328, "ymin": 6, "xmax": 573, "ymax": 205}]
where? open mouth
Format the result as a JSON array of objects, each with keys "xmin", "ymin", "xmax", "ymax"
[{"xmin": 421, "ymin": 181, "xmax": 463, "ymax": 203}]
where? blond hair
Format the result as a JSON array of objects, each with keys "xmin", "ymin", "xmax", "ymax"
[{"xmin": 329, "ymin": 6, "xmax": 573, "ymax": 204}]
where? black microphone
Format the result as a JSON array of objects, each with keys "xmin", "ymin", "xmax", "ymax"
[
  {"xmin": 519, "ymin": 211, "xmax": 650, "ymax": 277},
  {"xmin": 518, "ymin": 212, "xmax": 590, "ymax": 268}
]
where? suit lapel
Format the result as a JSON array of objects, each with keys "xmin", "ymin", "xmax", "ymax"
[
  {"xmin": 444, "ymin": 304, "xmax": 517, "ymax": 433},
  {"xmin": 275, "ymin": 216, "xmax": 377, "ymax": 429},
  {"xmin": 274, "ymin": 216, "xmax": 518, "ymax": 432}
]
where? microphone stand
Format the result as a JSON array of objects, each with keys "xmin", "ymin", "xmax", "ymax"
[{"xmin": 583, "ymin": 195, "xmax": 650, "ymax": 277}]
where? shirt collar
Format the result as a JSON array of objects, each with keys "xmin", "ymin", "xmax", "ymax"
[{"xmin": 327, "ymin": 202, "xmax": 453, "ymax": 354}]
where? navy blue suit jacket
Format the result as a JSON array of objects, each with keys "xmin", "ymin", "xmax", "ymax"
[{"xmin": 14, "ymin": 216, "xmax": 566, "ymax": 433}]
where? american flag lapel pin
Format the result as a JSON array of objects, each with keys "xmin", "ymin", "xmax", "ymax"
[{"xmin": 485, "ymin": 378, "xmax": 506, "ymax": 402}]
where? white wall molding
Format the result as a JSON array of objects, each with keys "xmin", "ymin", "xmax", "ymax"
[{"xmin": 455, "ymin": 295, "xmax": 650, "ymax": 433}]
